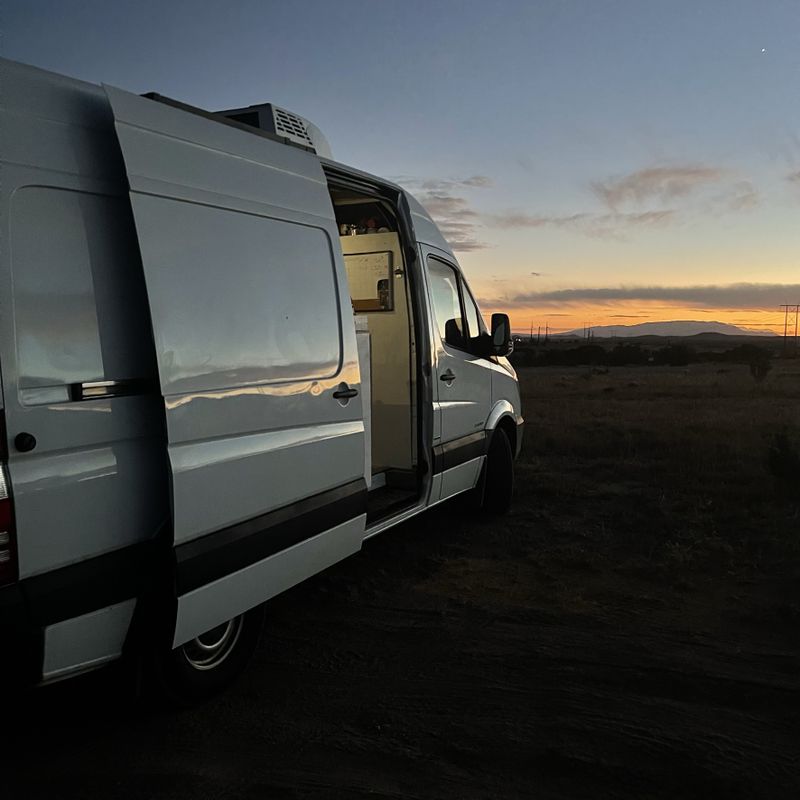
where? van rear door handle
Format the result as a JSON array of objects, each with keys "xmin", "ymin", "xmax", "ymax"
[
  {"xmin": 69, "ymin": 378, "xmax": 146, "ymax": 401},
  {"xmin": 440, "ymin": 369, "xmax": 456, "ymax": 384},
  {"xmin": 333, "ymin": 383, "xmax": 359, "ymax": 401}
]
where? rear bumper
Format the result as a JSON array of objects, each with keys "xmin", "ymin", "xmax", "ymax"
[{"xmin": 0, "ymin": 583, "xmax": 43, "ymax": 685}]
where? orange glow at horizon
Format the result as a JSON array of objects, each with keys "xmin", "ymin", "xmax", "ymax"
[{"xmin": 478, "ymin": 300, "xmax": 788, "ymax": 335}]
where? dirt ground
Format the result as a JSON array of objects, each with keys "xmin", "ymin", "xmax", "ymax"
[{"xmin": 4, "ymin": 364, "xmax": 800, "ymax": 799}]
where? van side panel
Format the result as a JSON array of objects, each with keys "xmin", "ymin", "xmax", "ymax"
[
  {"xmin": 173, "ymin": 514, "xmax": 365, "ymax": 648},
  {"xmin": 8, "ymin": 187, "xmax": 167, "ymax": 576},
  {"xmin": 0, "ymin": 61, "xmax": 167, "ymax": 583},
  {"xmin": 105, "ymin": 86, "xmax": 367, "ymax": 640},
  {"xmin": 0, "ymin": 59, "xmax": 168, "ymax": 681},
  {"xmin": 127, "ymin": 195, "xmax": 361, "ymax": 541}
]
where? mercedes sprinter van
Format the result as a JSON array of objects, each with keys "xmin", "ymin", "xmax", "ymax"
[{"xmin": 0, "ymin": 58, "xmax": 523, "ymax": 700}]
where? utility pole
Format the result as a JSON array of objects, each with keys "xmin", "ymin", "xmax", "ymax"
[
  {"xmin": 783, "ymin": 304, "xmax": 790, "ymax": 352},
  {"xmin": 537, "ymin": 325, "xmax": 541, "ymax": 345},
  {"xmin": 780, "ymin": 304, "xmax": 799, "ymax": 356},
  {"xmin": 529, "ymin": 320, "xmax": 533, "ymax": 344}
]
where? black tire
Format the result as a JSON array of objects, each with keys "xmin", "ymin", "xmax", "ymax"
[
  {"xmin": 478, "ymin": 427, "xmax": 514, "ymax": 515},
  {"xmin": 147, "ymin": 604, "xmax": 265, "ymax": 706}
]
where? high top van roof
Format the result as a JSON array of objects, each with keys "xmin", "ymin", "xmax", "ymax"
[{"xmin": 0, "ymin": 56, "xmax": 455, "ymax": 260}]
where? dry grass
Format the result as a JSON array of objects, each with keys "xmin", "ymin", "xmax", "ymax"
[{"xmin": 480, "ymin": 362, "xmax": 800, "ymax": 635}]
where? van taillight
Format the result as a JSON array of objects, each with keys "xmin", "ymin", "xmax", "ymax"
[{"xmin": 0, "ymin": 468, "xmax": 16, "ymax": 586}]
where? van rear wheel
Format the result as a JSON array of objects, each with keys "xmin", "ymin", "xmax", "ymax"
[
  {"xmin": 477, "ymin": 427, "xmax": 514, "ymax": 515},
  {"xmin": 149, "ymin": 604, "xmax": 265, "ymax": 706}
]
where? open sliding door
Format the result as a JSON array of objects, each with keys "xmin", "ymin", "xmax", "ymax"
[{"xmin": 105, "ymin": 86, "xmax": 366, "ymax": 645}]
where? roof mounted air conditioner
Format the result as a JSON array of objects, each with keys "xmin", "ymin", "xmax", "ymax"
[{"xmin": 217, "ymin": 103, "xmax": 332, "ymax": 159}]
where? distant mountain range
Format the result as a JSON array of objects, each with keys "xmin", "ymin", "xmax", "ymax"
[{"xmin": 557, "ymin": 321, "xmax": 776, "ymax": 338}]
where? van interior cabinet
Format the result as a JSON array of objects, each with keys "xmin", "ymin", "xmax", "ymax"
[{"xmin": 340, "ymin": 232, "xmax": 414, "ymax": 476}]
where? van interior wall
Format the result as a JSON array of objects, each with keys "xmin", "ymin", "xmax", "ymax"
[{"xmin": 338, "ymin": 226, "xmax": 415, "ymax": 477}]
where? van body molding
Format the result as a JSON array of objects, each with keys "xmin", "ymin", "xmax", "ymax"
[
  {"xmin": 175, "ymin": 478, "xmax": 368, "ymax": 594},
  {"xmin": 432, "ymin": 431, "xmax": 487, "ymax": 474},
  {"xmin": 5, "ymin": 539, "xmax": 158, "ymax": 628}
]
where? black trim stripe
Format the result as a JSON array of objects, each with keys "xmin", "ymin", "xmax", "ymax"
[
  {"xmin": 175, "ymin": 478, "xmax": 367, "ymax": 595},
  {"xmin": 432, "ymin": 431, "xmax": 487, "ymax": 474},
  {"xmin": 18, "ymin": 539, "xmax": 159, "ymax": 628},
  {"xmin": 0, "ymin": 479, "xmax": 367, "ymax": 630}
]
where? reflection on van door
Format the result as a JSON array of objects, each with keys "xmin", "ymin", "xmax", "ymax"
[
  {"xmin": 106, "ymin": 86, "xmax": 367, "ymax": 646},
  {"xmin": 425, "ymin": 253, "xmax": 492, "ymax": 501}
]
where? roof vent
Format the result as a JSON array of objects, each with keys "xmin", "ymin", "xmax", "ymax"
[{"xmin": 217, "ymin": 102, "xmax": 332, "ymax": 159}]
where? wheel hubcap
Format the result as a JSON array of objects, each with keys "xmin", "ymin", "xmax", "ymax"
[{"xmin": 181, "ymin": 616, "xmax": 244, "ymax": 671}]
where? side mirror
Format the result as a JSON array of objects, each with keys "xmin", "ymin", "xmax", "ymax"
[
  {"xmin": 444, "ymin": 318, "xmax": 464, "ymax": 348},
  {"xmin": 491, "ymin": 313, "xmax": 513, "ymax": 357}
]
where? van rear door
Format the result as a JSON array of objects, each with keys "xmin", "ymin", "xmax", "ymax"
[
  {"xmin": 105, "ymin": 87, "xmax": 367, "ymax": 646},
  {"xmin": 0, "ymin": 63, "xmax": 168, "ymax": 651}
]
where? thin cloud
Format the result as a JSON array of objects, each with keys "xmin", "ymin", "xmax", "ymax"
[
  {"xmin": 787, "ymin": 171, "xmax": 800, "ymax": 185},
  {"xmin": 398, "ymin": 175, "xmax": 492, "ymax": 252},
  {"xmin": 418, "ymin": 192, "xmax": 478, "ymax": 220},
  {"xmin": 411, "ymin": 175, "xmax": 492, "ymax": 192},
  {"xmin": 592, "ymin": 165, "xmax": 726, "ymax": 210},
  {"xmin": 485, "ymin": 164, "xmax": 754, "ymax": 241},
  {"xmin": 723, "ymin": 181, "xmax": 760, "ymax": 212},
  {"xmin": 490, "ymin": 209, "xmax": 676, "ymax": 240},
  {"xmin": 402, "ymin": 165, "xmax": 755, "ymax": 251},
  {"xmin": 396, "ymin": 175, "xmax": 493, "ymax": 192},
  {"xmin": 459, "ymin": 175, "xmax": 493, "ymax": 188},
  {"xmin": 478, "ymin": 283, "xmax": 800, "ymax": 310}
]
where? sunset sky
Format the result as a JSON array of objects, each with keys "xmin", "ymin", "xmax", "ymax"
[{"xmin": 6, "ymin": 0, "xmax": 800, "ymax": 333}]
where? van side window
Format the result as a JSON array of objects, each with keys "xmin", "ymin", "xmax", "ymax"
[
  {"xmin": 462, "ymin": 280, "xmax": 486, "ymax": 340},
  {"xmin": 11, "ymin": 187, "xmax": 152, "ymax": 404},
  {"xmin": 132, "ymin": 199, "xmax": 343, "ymax": 393},
  {"xmin": 427, "ymin": 259, "xmax": 466, "ymax": 350}
]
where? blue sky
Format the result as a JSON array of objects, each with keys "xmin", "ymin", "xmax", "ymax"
[{"xmin": 4, "ymin": 0, "xmax": 800, "ymax": 331}]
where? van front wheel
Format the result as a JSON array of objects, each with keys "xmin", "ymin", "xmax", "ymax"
[
  {"xmin": 150, "ymin": 604, "xmax": 265, "ymax": 705},
  {"xmin": 478, "ymin": 427, "xmax": 514, "ymax": 515}
]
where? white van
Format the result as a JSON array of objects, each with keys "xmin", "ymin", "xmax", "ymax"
[{"xmin": 0, "ymin": 59, "xmax": 523, "ymax": 700}]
